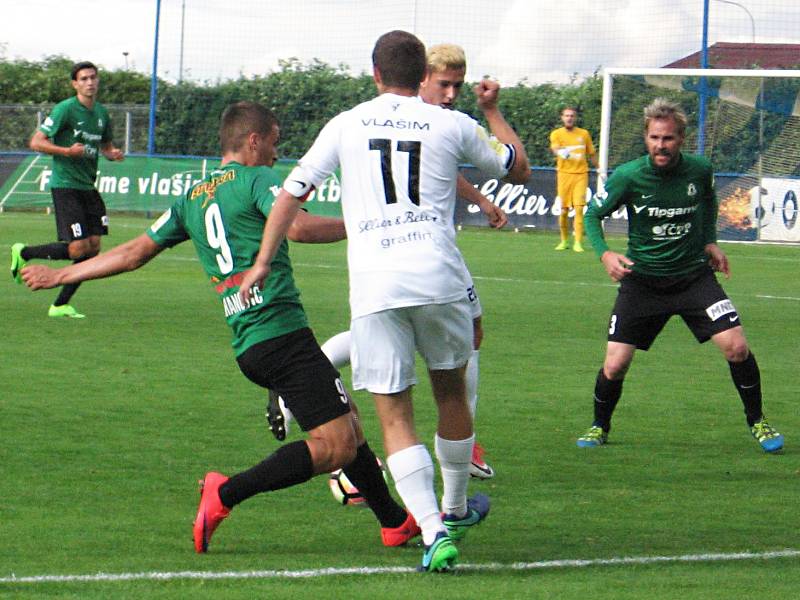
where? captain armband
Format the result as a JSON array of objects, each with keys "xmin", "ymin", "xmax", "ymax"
[{"xmin": 282, "ymin": 166, "xmax": 316, "ymax": 202}]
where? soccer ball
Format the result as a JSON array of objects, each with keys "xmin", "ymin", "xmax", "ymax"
[
  {"xmin": 328, "ymin": 457, "xmax": 387, "ymax": 507},
  {"xmin": 328, "ymin": 469, "xmax": 367, "ymax": 507}
]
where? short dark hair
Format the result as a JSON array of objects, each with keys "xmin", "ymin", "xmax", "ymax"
[
  {"xmin": 219, "ymin": 101, "xmax": 278, "ymax": 153},
  {"xmin": 372, "ymin": 30, "xmax": 426, "ymax": 90},
  {"xmin": 71, "ymin": 61, "xmax": 98, "ymax": 80},
  {"xmin": 561, "ymin": 105, "xmax": 579, "ymax": 115}
]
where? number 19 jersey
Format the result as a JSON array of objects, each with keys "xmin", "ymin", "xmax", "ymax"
[{"xmin": 291, "ymin": 93, "xmax": 515, "ymax": 319}]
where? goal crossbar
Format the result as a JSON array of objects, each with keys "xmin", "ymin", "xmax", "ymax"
[{"xmin": 598, "ymin": 67, "xmax": 800, "ymax": 182}]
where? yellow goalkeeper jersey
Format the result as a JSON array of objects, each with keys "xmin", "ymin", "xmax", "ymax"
[{"xmin": 549, "ymin": 126, "xmax": 595, "ymax": 174}]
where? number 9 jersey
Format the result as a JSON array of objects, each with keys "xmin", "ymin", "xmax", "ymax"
[
  {"xmin": 146, "ymin": 163, "xmax": 308, "ymax": 356},
  {"xmin": 288, "ymin": 93, "xmax": 515, "ymax": 319}
]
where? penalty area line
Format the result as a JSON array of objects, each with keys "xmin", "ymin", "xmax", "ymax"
[{"xmin": 2, "ymin": 549, "xmax": 798, "ymax": 585}]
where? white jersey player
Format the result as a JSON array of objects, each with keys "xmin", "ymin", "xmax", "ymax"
[
  {"xmin": 268, "ymin": 44, "xmax": 502, "ymax": 479},
  {"xmin": 240, "ymin": 30, "xmax": 530, "ymax": 573}
]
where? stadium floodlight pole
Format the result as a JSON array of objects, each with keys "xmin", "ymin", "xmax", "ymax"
[
  {"xmin": 147, "ymin": 0, "xmax": 162, "ymax": 156},
  {"xmin": 713, "ymin": 0, "xmax": 756, "ymax": 43},
  {"xmin": 712, "ymin": 0, "xmax": 760, "ymax": 236},
  {"xmin": 179, "ymin": 0, "xmax": 186, "ymax": 83}
]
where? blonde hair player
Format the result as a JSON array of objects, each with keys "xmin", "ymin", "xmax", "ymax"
[
  {"xmin": 575, "ymin": 98, "xmax": 783, "ymax": 453},
  {"xmin": 267, "ymin": 43, "xmax": 507, "ymax": 482},
  {"xmin": 242, "ymin": 30, "xmax": 529, "ymax": 572}
]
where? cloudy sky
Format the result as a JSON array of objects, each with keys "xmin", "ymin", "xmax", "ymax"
[{"xmin": 3, "ymin": 0, "xmax": 798, "ymax": 84}]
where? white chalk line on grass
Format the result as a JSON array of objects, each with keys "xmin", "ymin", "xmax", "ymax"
[
  {"xmin": 2, "ymin": 549, "xmax": 798, "ymax": 585},
  {"xmin": 757, "ymin": 294, "xmax": 800, "ymax": 302},
  {"xmin": 2, "ymin": 241, "xmax": 795, "ymax": 299}
]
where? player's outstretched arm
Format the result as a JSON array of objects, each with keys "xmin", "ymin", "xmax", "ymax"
[
  {"xmin": 21, "ymin": 234, "xmax": 162, "ymax": 290},
  {"xmin": 456, "ymin": 175, "xmax": 507, "ymax": 228},
  {"xmin": 474, "ymin": 79, "xmax": 531, "ymax": 184},
  {"xmin": 238, "ymin": 189, "xmax": 302, "ymax": 302},
  {"xmin": 288, "ymin": 210, "xmax": 346, "ymax": 243}
]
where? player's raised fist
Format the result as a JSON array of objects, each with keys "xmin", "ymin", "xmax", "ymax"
[{"xmin": 475, "ymin": 79, "xmax": 500, "ymax": 110}]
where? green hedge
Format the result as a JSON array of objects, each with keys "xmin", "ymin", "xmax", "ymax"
[
  {"xmin": 5, "ymin": 55, "xmax": 796, "ymax": 176},
  {"xmin": 0, "ymin": 55, "xmax": 601, "ymax": 166}
]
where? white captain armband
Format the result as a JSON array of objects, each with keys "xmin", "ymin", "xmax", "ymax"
[{"xmin": 283, "ymin": 166, "xmax": 316, "ymax": 202}]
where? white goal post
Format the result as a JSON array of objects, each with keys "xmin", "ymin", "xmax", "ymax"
[{"xmin": 598, "ymin": 67, "xmax": 800, "ymax": 243}]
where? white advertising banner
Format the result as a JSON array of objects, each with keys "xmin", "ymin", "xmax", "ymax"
[{"xmin": 753, "ymin": 179, "xmax": 800, "ymax": 242}]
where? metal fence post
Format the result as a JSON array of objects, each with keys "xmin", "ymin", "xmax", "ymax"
[{"xmin": 125, "ymin": 111, "xmax": 132, "ymax": 155}]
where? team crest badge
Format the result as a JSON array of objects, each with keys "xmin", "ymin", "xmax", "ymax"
[
  {"xmin": 593, "ymin": 190, "xmax": 608, "ymax": 205},
  {"xmin": 687, "ymin": 183, "xmax": 697, "ymax": 197}
]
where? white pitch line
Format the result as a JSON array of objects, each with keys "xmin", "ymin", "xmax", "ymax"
[
  {"xmin": 0, "ymin": 240, "xmax": 792, "ymax": 297},
  {"xmin": 757, "ymin": 294, "xmax": 800, "ymax": 302},
  {"xmin": 2, "ymin": 549, "xmax": 798, "ymax": 585}
]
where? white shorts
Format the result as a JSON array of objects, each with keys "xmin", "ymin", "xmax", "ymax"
[{"xmin": 350, "ymin": 299, "xmax": 473, "ymax": 394}]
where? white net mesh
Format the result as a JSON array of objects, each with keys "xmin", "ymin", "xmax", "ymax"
[{"xmin": 600, "ymin": 68, "xmax": 800, "ymax": 242}]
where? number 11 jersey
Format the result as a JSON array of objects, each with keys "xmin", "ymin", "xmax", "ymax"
[{"xmin": 291, "ymin": 93, "xmax": 515, "ymax": 319}]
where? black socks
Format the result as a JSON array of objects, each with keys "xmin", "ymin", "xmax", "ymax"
[
  {"xmin": 592, "ymin": 368, "xmax": 624, "ymax": 432},
  {"xmin": 53, "ymin": 257, "xmax": 89, "ymax": 306},
  {"xmin": 218, "ymin": 440, "xmax": 313, "ymax": 508},
  {"xmin": 343, "ymin": 442, "xmax": 407, "ymax": 528},
  {"xmin": 728, "ymin": 352, "xmax": 762, "ymax": 427},
  {"xmin": 21, "ymin": 242, "xmax": 70, "ymax": 261}
]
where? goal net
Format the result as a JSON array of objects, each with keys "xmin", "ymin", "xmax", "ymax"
[{"xmin": 598, "ymin": 67, "xmax": 800, "ymax": 243}]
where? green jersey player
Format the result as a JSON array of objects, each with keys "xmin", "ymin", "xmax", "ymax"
[
  {"xmin": 577, "ymin": 97, "xmax": 783, "ymax": 453},
  {"xmin": 12, "ymin": 61, "xmax": 124, "ymax": 318},
  {"xmin": 240, "ymin": 31, "xmax": 530, "ymax": 573},
  {"xmin": 21, "ymin": 101, "xmax": 419, "ymax": 553}
]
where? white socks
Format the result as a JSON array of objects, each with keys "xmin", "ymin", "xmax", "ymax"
[
  {"xmin": 321, "ymin": 330, "xmax": 352, "ymax": 370},
  {"xmin": 386, "ymin": 444, "xmax": 444, "ymax": 545},
  {"xmin": 465, "ymin": 349, "xmax": 479, "ymax": 417},
  {"xmin": 434, "ymin": 433, "xmax": 474, "ymax": 518}
]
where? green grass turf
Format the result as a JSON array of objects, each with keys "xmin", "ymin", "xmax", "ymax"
[{"xmin": 2, "ymin": 212, "xmax": 799, "ymax": 598}]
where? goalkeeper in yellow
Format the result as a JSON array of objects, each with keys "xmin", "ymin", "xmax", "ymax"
[{"xmin": 550, "ymin": 106, "xmax": 598, "ymax": 252}]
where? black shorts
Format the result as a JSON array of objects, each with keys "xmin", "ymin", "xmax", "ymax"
[
  {"xmin": 607, "ymin": 266, "xmax": 742, "ymax": 350},
  {"xmin": 236, "ymin": 327, "xmax": 351, "ymax": 431},
  {"xmin": 52, "ymin": 188, "xmax": 109, "ymax": 241}
]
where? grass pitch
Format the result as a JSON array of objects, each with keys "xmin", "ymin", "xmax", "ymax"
[{"xmin": 1, "ymin": 212, "xmax": 798, "ymax": 599}]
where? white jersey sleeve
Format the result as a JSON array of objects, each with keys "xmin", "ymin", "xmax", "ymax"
[
  {"xmin": 283, "ymin": 114, "xmax": 345, "ymax": 197},
  {"xmin": 296, "ymin": 94, "xmax": 510, "ymax": 319},
  {"xmin": 452, "ymin": 111, "xmax": 515, "ymax": 179}
]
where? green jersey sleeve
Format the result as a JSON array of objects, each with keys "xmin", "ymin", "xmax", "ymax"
[
  {"xmin": 700, "ymin": 164, "xmax": 718, "ymax": 246},
  {"xmin": 39, "ymin": 101, "xmax": 67, "ymax": 139},
  {"xmin": 252, "ymin": 167, "xmax": 281, "ymax": 215},
  {"xmin": 100, "ymin": 105, "xmax": 113, "ymax": 144},
  {"xmin": 147, "ymin": 206, "xmax": 190, "ymax": 248},
  {"xmin": 585, "ymin": 169, "xmax": 629, "ymax": 257}
]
